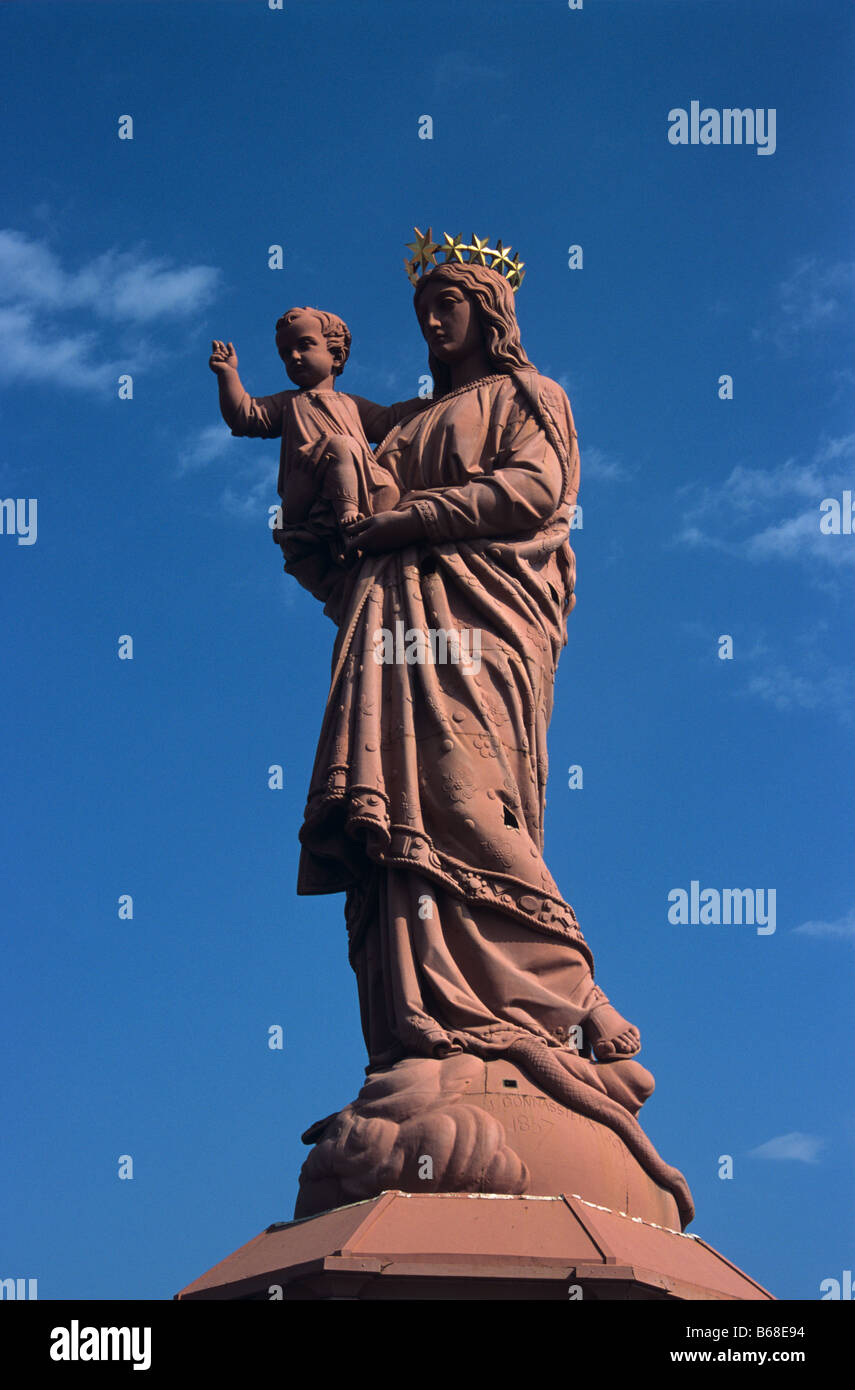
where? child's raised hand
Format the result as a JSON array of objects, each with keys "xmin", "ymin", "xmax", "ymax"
[{"xmin": 209, "ymin": 340, "xmax": 238, "ymax": 374}]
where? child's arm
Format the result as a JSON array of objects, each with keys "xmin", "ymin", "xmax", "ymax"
[{"xmin": 208, "ymin": 340, "xmax": 284, "ymax": 437}]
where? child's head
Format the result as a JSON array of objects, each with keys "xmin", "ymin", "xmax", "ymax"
[{"xmin": 275, "ymin": 307, "xmax": 351, "ymax": 389}]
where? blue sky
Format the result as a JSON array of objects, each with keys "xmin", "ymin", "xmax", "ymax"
[{"xmin": 1, "ymin": 0, "xmax": 853, "ymax": 1301}]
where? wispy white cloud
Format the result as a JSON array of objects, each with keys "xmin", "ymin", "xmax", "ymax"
[
  {"xmin": 745, "ymin": 661, "xmax": 854, "ymax": 727},
  {"xmin": 793, "ymin": 907, "xmax": 855, "ymax": 940},
  {"xmin": 175, "ymin": 425, "xmax": 278, "ymax": 527},
  {"xmin": 778, "ymin": 257, "xmax": 855, "ymax": 330},
  {"xmin": 0, "ymin": 229, "xmax": 219, "ymax": 322},
  {"xmin": 754, "ymin": 256, "xmax": 855, "ymax": 350},
  {"xmin": 674, "ymin": 435, "xmax": 855, "ymax": 571},
  {"xmin": 220, "ymin": 459, "xmax": 278, "ymax": 523},
  {"xmin": 0, "ymin": 228, "xmax": 219, "ymax": 391},
  {"xmin": 674, "ymin": 523, "xmax": 730, "ymax": 553},
  {"xmin": 816, "ymin": 434, "xmax": 855, "ymax": 465},
  {"xmin": 679, "ymin": 617, "xmax": 854, "ymax": 727},
  {"xmin": 746, "ymin": 511, "xmax": 854, "ymax": 568},
  {"xmin": 177, "ymin": 424, "xmax": 234, "ymax": 475},
  {"xmin": 176, "ymin": 419, "xmax": 278, "ymax": 523},
  {"xmin": 748, "ymin": 1132, "xmax": 825, "ymax": 1164},
  {"xmin": 581, "ymin": 446, "xmax": 629, "ymax": 483},
  {"xmin": 679, "ymin": 446, "xmax": 852, "ymax": 517},
  {"xmin": 0, "ymin": 303, "xmax": 122, "ymax": 391}
]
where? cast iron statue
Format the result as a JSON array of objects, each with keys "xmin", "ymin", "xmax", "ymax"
[{"xmin": 209, "ymin": 230, "xmax": 693, "ymax": 1226}]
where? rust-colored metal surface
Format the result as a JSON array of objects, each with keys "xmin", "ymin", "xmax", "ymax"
[
  {"xmin": 176, "ymin": 1192, "xmax": 774, "ymax": 1301},
  {"xmin": 296, "ymin": 1058, "xmax": 685, "ymax": 1229},
  {"xmin": 206, "ymin": 243, "xmax": 705, "ymax": 1286},
  {"xmin": 209, "ymin": 261, "xmax": 695, "ymax": 1230}
]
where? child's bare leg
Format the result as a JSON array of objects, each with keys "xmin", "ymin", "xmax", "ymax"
[{"xmin": 319, "ymin": 437, "xmax": 364, "ymax": 530}]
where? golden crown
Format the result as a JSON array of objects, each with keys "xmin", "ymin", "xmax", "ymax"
[{"xmin": 404, "ymin": 227, "xmax": 525, "ymax": 291}]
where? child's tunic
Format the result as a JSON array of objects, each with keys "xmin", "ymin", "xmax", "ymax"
[{"xmin": 226, "ymin": 386, "xmax": 422, "ymax": 506}]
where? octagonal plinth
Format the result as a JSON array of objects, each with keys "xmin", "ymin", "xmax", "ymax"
[{"xmin": 175, "ymin": 1192, "xmax": 774, "ymax": 1301}]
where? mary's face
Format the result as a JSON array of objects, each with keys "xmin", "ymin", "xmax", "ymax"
[{"xmin": 416, "ymin": 281, "xmax": 483, "ymax": 365}]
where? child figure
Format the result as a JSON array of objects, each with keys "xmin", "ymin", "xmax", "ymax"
[{"xmin": 209, "ymin": 307, "xmax": 406, "ymax": 553}]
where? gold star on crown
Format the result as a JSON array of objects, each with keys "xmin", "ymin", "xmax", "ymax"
[{"xmin": 404, "ymin": 227, "xmax": 526, "ymax": 291}]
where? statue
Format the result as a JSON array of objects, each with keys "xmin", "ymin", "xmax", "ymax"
[
  {"xmin": 209, "ymin": 229, "xmax": 694, "ymax": 1228},
  {"xmin": 210, "ymin": 307, "xmax": 404, "ymax": 557}
]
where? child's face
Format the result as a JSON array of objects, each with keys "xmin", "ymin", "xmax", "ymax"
[{"xmin": 277, "ymin": 314, "xmax": 338, "ymax": 388}]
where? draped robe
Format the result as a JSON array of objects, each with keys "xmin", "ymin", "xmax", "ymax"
[
  {"xmin": 276, "ymin": 367, "xmax": 704, "ymax": 1228},
  {"xmin": 281, "ymin": 368, "xmax": 621, "ymax": 1074}
]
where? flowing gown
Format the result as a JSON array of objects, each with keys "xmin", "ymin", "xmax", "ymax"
[
  {"xmin": 279, "ymin": 368, "xmax": 700, "ymax": 1226},
  {"xmin": 281, "ymin": 368, "xmax": 619, "ymax": 1071}
]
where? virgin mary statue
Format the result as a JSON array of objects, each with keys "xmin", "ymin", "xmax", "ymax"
[{"xmin": 277, "ymin": 235, "xmax": 691, "ymax": 1221}]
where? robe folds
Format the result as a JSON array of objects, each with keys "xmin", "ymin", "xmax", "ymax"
[{"xmin": 281, "ymin": 369, "xmax": 610, "ymax": 1070}]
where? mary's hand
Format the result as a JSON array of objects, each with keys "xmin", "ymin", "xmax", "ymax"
[{"xmin": 345, "ymin": 508, "xmax": 426, "ymax": 553}]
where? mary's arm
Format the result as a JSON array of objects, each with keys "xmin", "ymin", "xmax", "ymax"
[{"xmin": 405, "ymin": 389, "xmax": 577, "ymax": 544}]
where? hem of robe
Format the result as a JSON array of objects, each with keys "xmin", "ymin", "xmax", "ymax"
[
  {"xmin": 297, "ymin": 798, "xmax": 595, "ymax": 971},
  {"xmin": 342, "ymin": 868, "xmax": 651, "ymax": 1120}
]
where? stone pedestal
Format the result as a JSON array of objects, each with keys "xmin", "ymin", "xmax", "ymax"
[
  {"xmin": 296, "ymin": 1055, "xmax": 691, "ymax": 1229},
  {"xmin": 175, "ymin": 1191, "xmax": 774, "ymax": 1301},
  {"xmin": 177, "ymin": 1054, "xmax": 772, "ymax": 1301}
]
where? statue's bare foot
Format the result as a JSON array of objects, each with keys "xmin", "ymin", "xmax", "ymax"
[
  {"xmin": 586, "ymin": 1003, "xmax": 641, "ymax": 1061},
  {"xmin": 340, "ymin": 511, "xmax": 364, "ymax": 530}
]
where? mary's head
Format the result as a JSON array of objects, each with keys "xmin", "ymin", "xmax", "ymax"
[{"xmin": 413, "ymin": 262, "xmax": 535, "ymax": 397}]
